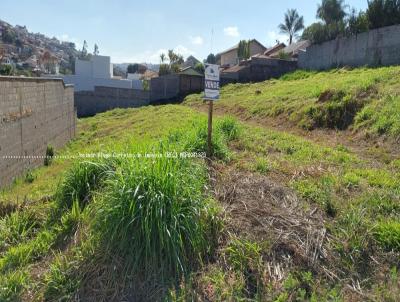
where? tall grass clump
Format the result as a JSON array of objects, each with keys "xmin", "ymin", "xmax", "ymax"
[
  {"xmin": 374, "ymin": 221, "xmax": 400, "ymax": 252},
  {"xmin": 55, "ymin": 160, "xmax": 116, "ymax": 211},
  {"xmin": 180, "ymin": 116, "xmax": 241, "ymax": 160},
  {"xmin": 92, "ymin": 143, "xmax": 219, "ymax": 281},
  {"xmin": 216, "ymin": 116, "xmax": 241, "ymax": 141}
]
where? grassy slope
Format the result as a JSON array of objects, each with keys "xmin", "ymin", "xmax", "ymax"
[
  {"xmin": 0, "ymin": 67, "xmax": 399, "ymax": 301},
  {"xmin": 186, "ymin": 66, "xmax": 400, "ymax": 139}
]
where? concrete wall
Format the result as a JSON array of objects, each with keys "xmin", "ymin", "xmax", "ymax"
[
  {"xmin": 75, "ymin": 86, "xmax": 150, "ymax": 117},
  {"xmin": 298, "ymin": 24, "xmax": 400, "ymax": 70},
  {"xmin": 75, "ymin": 55, "xmax": 112, "ymax": 79},
  {"xmin": 150, "ymin": 74, "xmax": 180, "ymax": 101},
  {"xmin": 57, "ymin": 75, "xmax": 142, "ymax": 92},
  {"xmin": 0, "ymin": 76, "xmax": 76, "ymax": 187}
]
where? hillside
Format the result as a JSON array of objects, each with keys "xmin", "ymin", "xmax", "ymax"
[
  {"xmin": 1, "ymin": 67, "xmax": 399, "ymax": 301},
  {"xmin": 0, "ymin": 19, "xmax": 78, "ymax": 74}
]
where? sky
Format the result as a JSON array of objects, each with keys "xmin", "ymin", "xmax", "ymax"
[{"xmin": 1, "ymin": 0, "xmax": 368, "ymax": 64}]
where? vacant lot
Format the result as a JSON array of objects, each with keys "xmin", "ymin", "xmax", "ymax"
[{"xmin": 1, "ymin": 67, "xmax": 399, "ymax": 301}]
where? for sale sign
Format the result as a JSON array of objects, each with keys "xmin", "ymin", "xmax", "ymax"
[{"xmin": 204, "ymin": 64, "xmax": 220, "ymax": 100}]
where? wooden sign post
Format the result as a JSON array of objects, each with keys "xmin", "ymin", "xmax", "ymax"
[
  {"xmin": 204, "ymin": 64, "xmax": 220, "ymax": 158},
  {"xmin": 207, "ymin": 100, "xmax": 213, "ymax": 158}
]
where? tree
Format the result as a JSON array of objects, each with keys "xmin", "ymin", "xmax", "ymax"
[
  {"xmin": 158, "ymin": 50, "xmax": 184, "ymax": 76},
  {"xmin": 127, "ymin": 63, "xmax": 140, "ymax": 74},
  {"xmin": 347, "ymin": 8, "xmax": 369, "ymax": 35},
  {"xmin": 303, "ymin": 0, "xmax": 348, "ymax": 44},
  {"xmin": 0, "ymin": 64, "xmax": 13, "ymax": 75},
  {"xmin": 206, "ymin": 53, "xmax": 216, "ymax": 64},
  {"xmin": 194, "ymin": 62, "xmax": 205, "ymax": 74},
  {"xmin": 2, "ymin": 28, "xmax": 16, "ymax": 44},
  {"xmin": 367, "ymin": 0, "xmax": 400, "ymax": 29},
  {"xmin": 93, "ymin": 43, "xmax": 99, "ymax": 55},
  {"xmin": 237, "ymin": 40, "xmax": 250, "ymax": 60},
  {"xmin": 302, "ymin": 22, "xmax": 328, "ymax": 44},
  {"xmin": 160, "ymin": 53, "xmax": 166, "ymax": 63},
  {"xmin": 317, "ymin": 0, "xmax": 347, "ymax": 25},
  {"xmin": 278, "ymin": 9, "xmax": 305, "ymax": 44},
  {"xmin": 80, "ymin": 40, "xmax": 88, "ymax": 59},
  {"xmin": 159, "ymin": 64, "xmax": 170, "ymax": 76}
]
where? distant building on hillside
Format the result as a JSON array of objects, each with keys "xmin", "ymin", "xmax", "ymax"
[
  {"xmin": 218, "ymin": 39, "xmax": 267, "ymax": 67},
  {"xmin": 53, "ymin": 55, "xmax": 143, "ymax": 91}
]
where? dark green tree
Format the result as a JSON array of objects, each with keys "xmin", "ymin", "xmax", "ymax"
[
  {"xmin": 367, "ymin": 0, "xmax": 400, "ymax": 29},
  {"xmin": 278, "ymin": 9, "xmax": 305, "ymax": 44},
  {"xmin": 194, "ymin": 62, "xmax": 205, "ymax": 74},
  {"xmin": 347, "ymin": 8, "xmax": 369, "ymax": 35},
  {"xmin": 2, "ymin": 28, "xmax": 16, "ymax": 44},
  {"xmin": 317, "ymin": 0, "xmax": 347, "ymax": 25},
  {"xmin": 206, "ymin": 53, "xmax": 216, "ymax": 64},
  {"xmin": 93, "ymin": 43, "xmax": 99, "ymax": 55},
  {"xmin": 0, "ymin": 64, "xmax": 13, "ymax": 75},
  {"xmin": 127, "ymin": 63, "xmax": 140, "ymax": 74},
  {"xmin": 237, "ymin": 40, "xmax": 250, "ymax": 60},
  {"xmin": 80, "ymin": 40, "xmax": 88, "ymax": 59}
]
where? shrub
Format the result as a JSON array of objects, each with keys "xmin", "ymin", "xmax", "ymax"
[
  {"xmin": 24, "ymin": 170, "xmax": 35, "ymax": 183},
  {"xmin": 44, "ymin": 145, "xmax": 55, "ymax": 166}
]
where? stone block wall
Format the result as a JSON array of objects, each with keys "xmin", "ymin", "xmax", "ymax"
[{"xmin": 0, "ymin": 77, "xmax": 76, "ymax": 187}]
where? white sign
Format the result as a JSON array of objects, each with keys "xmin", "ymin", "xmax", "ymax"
[{"xmin": 204, "ymin": 64, "xmax": 220, "ymax": 100}]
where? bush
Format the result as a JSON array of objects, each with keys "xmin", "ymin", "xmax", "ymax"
[
  {"xmin": 44, "ymin": 145, "xmax": 55, "ymax": 166},
  {"xmin": 24, "ymin": 170, "xmax": 35, "ymax": 183}
]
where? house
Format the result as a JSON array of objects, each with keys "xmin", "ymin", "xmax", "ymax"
[
  {"xmin": 182, "ymin": 55, "xmax": 200, "ymax": 68},
  {"xmin": 269, "ymin": 40, "xmax": 310, "ymax": 59},
  {"xmin": 179, "ymin": 66, "xmax": 203, "ymax": 77},
  {"xmin": 52, "ymin": 55, "xmax": 144, "ymax": 91},
  {"xmin": 263, "ymin": 43, "xmax": 286, "ymax": 57},
  {"xmin": 141, "ymin": 69, "xmax": 158, "ymax": 80},
  {"xmin": 218, "ymin": 39, "xmax": 267, "ymax": 67}
]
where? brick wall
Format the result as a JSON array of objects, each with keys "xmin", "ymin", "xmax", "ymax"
[{"xmin": 0, "ymin": 76, "xmax": 76, "ymax": 187}]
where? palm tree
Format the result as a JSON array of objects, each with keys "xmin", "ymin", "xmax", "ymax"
[
  {"xmin": 317, "ymin": 0, "xmax": 347, "ymax": 25},
  {"xmin": 160, "ymin": 53, "xmax": 166, "ymax": 63},
  {"xmin": 278, "ymin": 9, "xmax": 305, "ymax": 44}
]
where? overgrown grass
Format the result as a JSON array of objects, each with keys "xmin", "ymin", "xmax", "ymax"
[
  {"xmin": 91, "ymin": 142, "xmax": 217, "ymax": 280},
  {"xmin": 185, "ymin": 66, "xmax": 400, "ymax": 137}
]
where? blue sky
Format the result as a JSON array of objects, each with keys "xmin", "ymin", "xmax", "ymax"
[{"xmin": 1, "ymin": 0, "xmax": 367, "ymax": 63}]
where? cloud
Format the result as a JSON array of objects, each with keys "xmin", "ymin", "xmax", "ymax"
[
  {"xmin": 56, "ymin": 34, "xmax": 82, "ymax": 49},
  {"xmin": 223, "ymin": 26, "xmax": 240, "ymax": 37},
  {"xmin": 189, "ymin": 35, "xmax": 204, "ymax": 45},
  {"xmin": 266, "ymin": 31, "xmax": 288, "ymax": 46}
]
